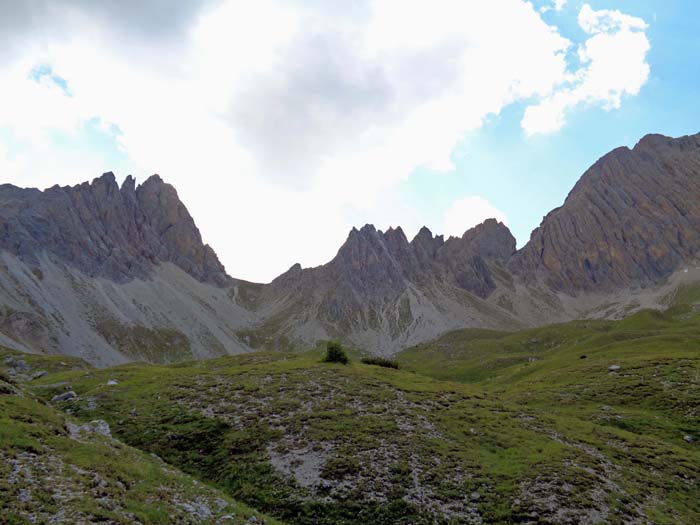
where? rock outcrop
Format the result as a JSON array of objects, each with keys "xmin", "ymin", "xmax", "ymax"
[
  {"xmin": 0, "ymin": 172, "xmax": 229, "ymax": 286},
  {"xmin": 511, "ymin": 134, "xmax": 700, "ymax": 291},
  {"xmin": 239, "ymin": 220, "xmax": 523, "ymax": 353},
  {"xmin": 0, "ymin": 173, "xmax": 249, "ymax": 365},
  {"xmin": 320, "ymin": 219, "xmax": 515, "ymax": 303},
  {"xmin": 435, "ymin": 219, "xmax": 516, "ymax": 298}
]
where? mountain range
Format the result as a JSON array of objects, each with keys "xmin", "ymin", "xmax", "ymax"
[{"xmin": 2, "ymin": 132, "xmax": 700, "ymax": 365}]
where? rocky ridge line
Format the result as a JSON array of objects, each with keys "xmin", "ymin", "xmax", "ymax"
[{"xmin": 0, "ymin": 172, "xmax": 229, "ymax": 286}]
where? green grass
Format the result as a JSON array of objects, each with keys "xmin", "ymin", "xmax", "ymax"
[
  {"xmin": 666, "ymin": 283, "xmax": 700, "ymax": 306},
  {"xmin": 397, "ymin": 306, "xmax": 700, "ymax": 522},
  {"xmin": 94, "ymin": 317, "xmax": 194, "ymax": 363},
  {"xmin": 0, "ymin": 358, "xmax": 279, "ymax": 524},
  {"xmin": 3, "ymin": 303, "xmax": 700, "ymax": 523}
]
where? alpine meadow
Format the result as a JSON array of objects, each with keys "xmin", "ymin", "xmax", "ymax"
[{"xmin": 1, "ymin": 1, "xmax": 700, "ymax": 524}]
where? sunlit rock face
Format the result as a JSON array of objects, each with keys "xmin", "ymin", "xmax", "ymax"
[{"xmin": 511, "ymin": 134, "xmax": 700, "ymax": 291}]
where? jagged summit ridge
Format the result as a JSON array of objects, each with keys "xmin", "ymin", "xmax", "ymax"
[
  {"xmin": 245, "ymin": 217, "xmax": 522, "ymax": 354},
  {"xmin": 326, "ymin": 219, "xmax": 515, "ymax": 298},
  {"xmin": 4, "ymin": 131, "xmax": 700, "ymax": 360},
  {"xmin": 0, "ymin": 172, "xmax": 229, "ymax": 286}
]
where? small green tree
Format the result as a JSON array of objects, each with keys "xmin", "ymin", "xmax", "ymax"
[{"xmin": 323, "ymin": 340, "xmax": 348, "ymax": 364}]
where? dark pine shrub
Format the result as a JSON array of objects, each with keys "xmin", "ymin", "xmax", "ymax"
[{"xmin": 323, "ymin": 340, "xmax": 349, "ymax": 364}]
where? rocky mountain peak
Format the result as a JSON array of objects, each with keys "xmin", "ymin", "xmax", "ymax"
[
  {"xmin": 92, "ymin": 170, "xmax": 119, "ymax": 187},
  {"xmin": 317, "ymin": 218, "xmax": 517, "ymax": 305},
  {"xmin": 631, "ymin": 133, "xmax": 700, "ymax": 154},
  {"xmin": 270, "ymin": 262, "xmax": 304, "ymax": 287},
  {"xmin": 460, "ymin": 219, "xmax": 516, "ymax": 261},
  {"xmin": 511, "ymin": 132, "xmax": 700, "ymax": 291},
  {"xmin": 410, "ymin": 226, "xmax": 444, "ymax": 262},
  {"xmin": 350, "ymin": 223, "xmax": 378, "ymax": 236},
  {"xmin": 142, "ymin": 173, "xmax": 165, "ymax": 184},
  {"xmin": 414, "ymin": 226, "xmax": 433, "ymax": 238},
  {"xmin": 382, "ymin": 226, "xmax": 410, "ymax": 259},
  {"xmin": 333, "ymin": 224, "xmax": 404, "ymax": 289},
  {"xmin": 120, "ymin": 174, "xmax": 137, "ymax": 196},
  {"xmin": 0, "ymin": 173, "xmax": 230, "ymax": 286},
  {"xmin": 634, "ymin": 133, "xmax": 671, "ymax": 151},
  {"xmin": 383, "ymin": 225, "xmax": 407, "ymax": 240},
  {"xmin": 430, "ymin": 219, "xmax": 515, "ymax": 298}
]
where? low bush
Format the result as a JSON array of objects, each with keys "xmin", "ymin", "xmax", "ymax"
[
  {"xmin": 323, "ymin": 341, "xmax": 348, "ymax": 364},
  {"xmin": 360, "ymin": 356, "xmax": 399, "ymax": 369}
]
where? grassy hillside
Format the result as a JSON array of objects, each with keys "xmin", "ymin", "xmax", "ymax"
[
  {"xmin": 2, "ymin": 304, "xmax": 699, "ymax": 523},
  {"xmin": 399, "ymin": 306, "xmax": 700, "ymax": 522},
  {"xmin": 0, "ymin": 348, "xmax": 278, "ymax": 524},
  {"xmin": 4, "ymin": 301, "xmax": 693, "ymax": 524}
]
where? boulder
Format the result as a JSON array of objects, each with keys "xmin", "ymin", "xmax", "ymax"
[{"xmin": 51, "ymin": 390, "xmax": 77, "ymax": 403}]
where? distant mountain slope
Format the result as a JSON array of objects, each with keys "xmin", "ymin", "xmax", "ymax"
[
  {"xmin": 235, "ymin": 220, "xmax": 531, "ymax": 354},
  {"xmin": 0, "ymin": 174, "xmax": 252, "ymax": 365},
  {"xmin": 238, "ymin": 132, "xmax": 700, "ymax": 353},
  {"xmin": 3, "ymin": 132, "xmax": 700, "ymax": 362}
]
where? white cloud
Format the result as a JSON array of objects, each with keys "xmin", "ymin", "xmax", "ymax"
[
  {"xmin": 443, "ymin": 197, "xmax": 508, "ymax": 239},
  {"xmin": 577, "ymin": 4, "xmax": 647, "ymax": 34},
  {"xmin": 0, "ymin": 0, "xmax": 650, "ymax": 281},
  {"xmin": 0, "ymin": 59, "xmax": 84, "ymax": 142},
  {"xmin": 540, "ymin": 0, "xmax": 566, "ymax": 14},
  {"xmin": 522, "ymin": 3, "xmax": 649, "ymax": 135}
]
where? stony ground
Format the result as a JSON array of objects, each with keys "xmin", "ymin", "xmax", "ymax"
[{"xmin": 0, "ymin": 352, "xmax": 278, "ymax": 525}]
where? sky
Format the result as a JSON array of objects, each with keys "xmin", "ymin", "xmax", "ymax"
[{"xmin": 1, "ymin": 0, "xmax": 698, "ymax": 283}]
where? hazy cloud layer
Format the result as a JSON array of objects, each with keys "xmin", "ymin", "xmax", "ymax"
[
  {"xmin": 0, "ymin": 0, "xmax": 216, "ymax": 43},
  {"xmin": 0, "ymin": 0, "xmax": 651, "ymax": 281}
]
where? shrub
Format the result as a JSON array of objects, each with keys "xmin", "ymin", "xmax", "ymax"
[
  {"xmin": 361, "ymin": 356, "xmax": 399, "ymax": 369},
  {"xmin": 320, "ymin": 455, "xmax": 360, "ymax": 479},
  {"xmin": 323, "ymin": 340, "xmax": 348, "ymax": 364}
]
